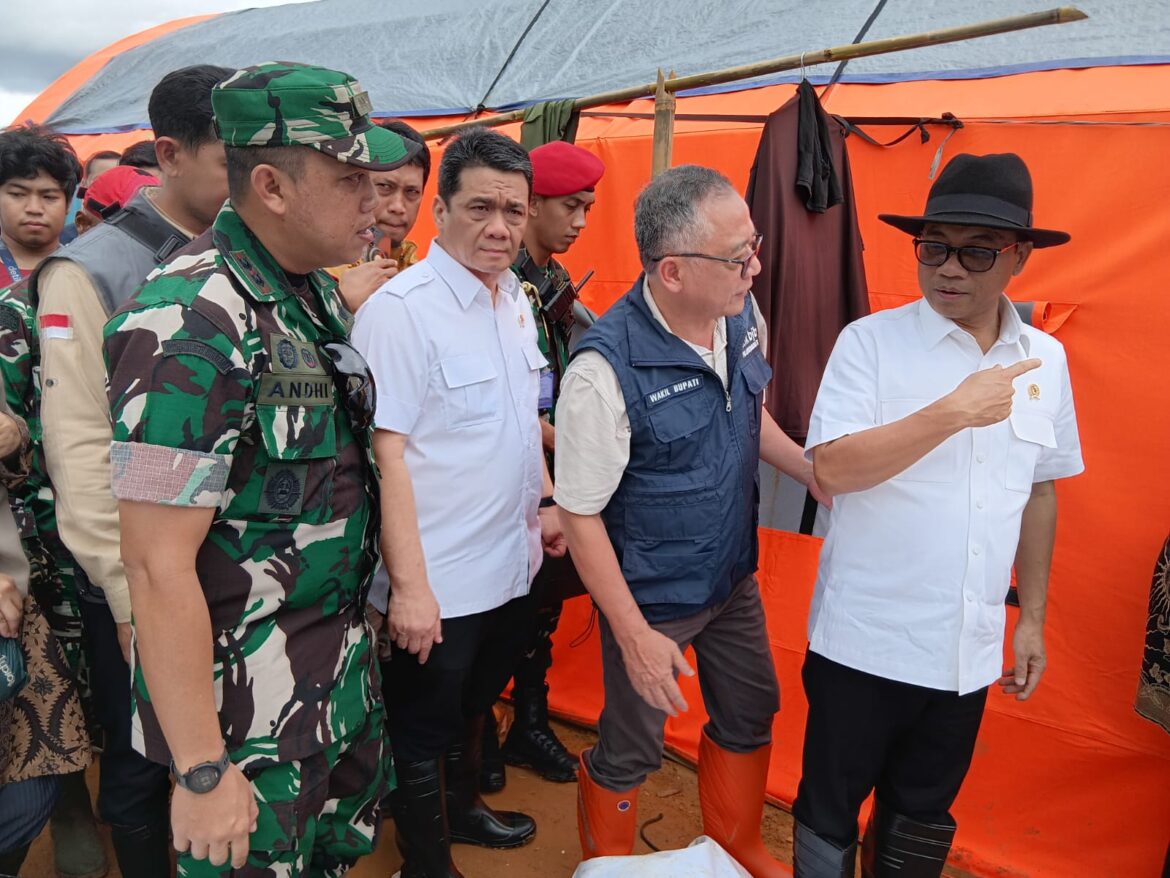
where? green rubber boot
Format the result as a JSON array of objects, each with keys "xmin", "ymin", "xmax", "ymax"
[{"xmin": 50, "ymin": 771, "xmax": 108, "ymax": 878}]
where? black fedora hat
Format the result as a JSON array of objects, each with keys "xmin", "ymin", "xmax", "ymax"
[{"xmin": 878, "ymin": 152, "xmax": 1070, "ymax": 248}]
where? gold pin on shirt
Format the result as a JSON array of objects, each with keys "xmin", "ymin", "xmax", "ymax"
[{"xmin": 1028, "ymin": 383, "xmax": 1041, "ymax": 401}]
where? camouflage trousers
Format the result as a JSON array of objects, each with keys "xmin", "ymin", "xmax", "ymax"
[{"xmin": 179, "ymin": 711, "xmax": 391, "ymax": 877}]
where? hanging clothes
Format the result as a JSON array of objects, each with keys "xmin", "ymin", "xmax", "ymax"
[
  {"xmin": 520, "ymin": 98, "xmax": 579, "ymax": 148},
  {"xmin": 745, "ymin": 83, "xmax": 870, "ymax": 443}
]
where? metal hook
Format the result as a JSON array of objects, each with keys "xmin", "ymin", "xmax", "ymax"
[{"xmin": 799, "ymin": 52, "xmax": 808, "ymax": 80}]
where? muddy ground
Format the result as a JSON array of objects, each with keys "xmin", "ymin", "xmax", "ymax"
[{"xmin": 21, "ymin": 720, "xmax": 795, "ymax": 877}]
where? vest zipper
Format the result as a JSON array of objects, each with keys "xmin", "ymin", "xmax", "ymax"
[{"xmin": 725, "ymin": 389, "xmax": 732, "ymax": 412}]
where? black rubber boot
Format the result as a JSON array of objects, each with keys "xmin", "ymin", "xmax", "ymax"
[
  {"xmin": 0, "ymin": 843, "xmax": 30, "ymax": 878},
  {"xmin": 501, "ymin": 683, "xmax": 577, "ymax": 783},
  {"xmin": 446, "ymin": 715, "xmax": 536, "ymax": 849},
  {"xmin": 479, "ymin": 708, "xmax": 506, "ymax": 793},
  {"xmin": 391, "ymin": 758, "xmax": 464, "ymax": 878},
  {"xmin": 861, "ymin": 800, "xmax": 955, "ymax": 878},
  {"xmin": 793, "ymin": 820, "xmax": 856, "ymax": 878},
  {"xmin": 50, "ymin": 770, "xmax": 108, "ymax": 878},
  {"xmin": 109, "ymin": 822, "xmax": 173, "ymax": 878}
]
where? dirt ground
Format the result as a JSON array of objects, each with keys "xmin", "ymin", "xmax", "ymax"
[{"xmin": 20, "ymin": 720, "xmax": 795, "ymax": 877}]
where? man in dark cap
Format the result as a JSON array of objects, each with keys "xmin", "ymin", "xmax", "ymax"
[
  {"xmin": 480, "ymin": 140, "xmax": 606, "ymax": 792},
  {"xmin": 104, "ymin": 62, "xmax": 417, "ymax": 874},
  {"xmin": 791, "ymin": 153, "xmax": 1084, "ymax": 878}
]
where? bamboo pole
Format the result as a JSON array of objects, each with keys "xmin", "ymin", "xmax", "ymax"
[
  {"xmin": 651, "ymin": 69, "xmax": 677, "ymax": 177},
  {"xmin": 419, "ymin": 6, "xmax": 1087, "ymax": 140}
]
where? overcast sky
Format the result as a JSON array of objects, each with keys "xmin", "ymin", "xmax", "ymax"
[{"xmin": 1, "ymin": 0, "xmax": 316, "ymax": 124}]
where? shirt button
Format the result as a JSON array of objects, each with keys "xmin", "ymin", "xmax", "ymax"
[
  {"xmin": 976, "ymin": 499, "xmax": 985, "ymax": 509},
  {"xmin": 976, "ymin": 454, "xmax": 986, "ymax": 464},
  {"xmin": 965, "ymin": 592, "xmax": 975, "ymax": 602},
  {"xmin": 971, "ymin": 546, "xmax": 981, "ymax": 556}
]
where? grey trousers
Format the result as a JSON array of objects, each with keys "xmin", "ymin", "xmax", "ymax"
[{"xmin": 588, "ymin": 574, "xmax": 780, "ymax": 791}]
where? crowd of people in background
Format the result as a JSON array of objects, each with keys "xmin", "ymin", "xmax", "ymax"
[{"xmin": 0, "ymin": 57, "xmax": 1088, "ymax": 878}]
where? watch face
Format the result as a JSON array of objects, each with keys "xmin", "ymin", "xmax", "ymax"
[{"xmin": 187, "ymin": 764, "xmax": 222, "ymax": 794}]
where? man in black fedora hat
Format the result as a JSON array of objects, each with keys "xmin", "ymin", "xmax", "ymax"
[{"xmin": 789, "ymin": 153, "xmax": 1084, "ymax": 878}]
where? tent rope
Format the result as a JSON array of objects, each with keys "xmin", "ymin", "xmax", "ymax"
[
  {"xmin": 473, "ymin": 0, "xmax": 556, "ymax": 114},
  {"xmin": 823, "ymin": 0, "xmax": 891, "ymax": 102}
]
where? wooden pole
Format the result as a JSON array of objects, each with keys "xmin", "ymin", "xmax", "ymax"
[
  {"xmin": 651, "ymin": 69, "xmax": 676, "ymax": 177},
  {"xmin": 419, "ymin": 7, "xmax": 1087, "ymax": 140}
]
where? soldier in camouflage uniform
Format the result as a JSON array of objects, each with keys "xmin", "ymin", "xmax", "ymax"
[
  {"xmin": 0, "ymin": 283, "xmax": 85, "ymax": 678},
  {"xmin": 0, "ymin": 124, "xmax": 110, "ymax": 878},
  {"xmin": 103, "ymin": 62, "xmax": 419, "ymax": 876}
]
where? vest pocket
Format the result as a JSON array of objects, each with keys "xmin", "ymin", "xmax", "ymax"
[
  {"xmin": 648, "ymin": 393, "xmax": 717, "ymax": 471},
  {"xmin": 739, "ymin": 354, "xmax": 773, "ymax": 437}
]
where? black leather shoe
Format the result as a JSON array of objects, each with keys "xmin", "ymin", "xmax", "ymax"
[
  {"xmin": 446, "ymin": 716, "xmax": 537, "ymax": 849},
  {"xmin": 502, "ymin": 684, "xmax": 578, "ymax": 783},
  {"xmin": 391, "ymin": 758, "xmax": 465, "ymax": 878},
  {"xmin": 480, "ymin": 708, "xmax": 506, "ymax": 793}
]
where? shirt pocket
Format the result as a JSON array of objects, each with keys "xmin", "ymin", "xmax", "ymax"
[
  {"xmin": 523, "ymin": 344, "xmax": 548, "ymax": 410},
  {"xmin": 440, "ymin": 354, "xmax": 503, "ymax": 430},
  {"xmin": 252, "ymin": 401, "xmax": 339, "ymax": 522},
  {"xmin": 880, "ymin": 397, "xmax": 959, "ymax": 484},
  {"xmin": 1005, "ymin": 409, "xmax": 1057, "ymax": 492}
]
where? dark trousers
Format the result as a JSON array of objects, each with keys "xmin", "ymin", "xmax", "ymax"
[
  {"xmin": 382, "ymin": 593, "xmax": 537, "ymax": 763},
  {"xmin": 0, "ymin": 775, "xmax": 58, "ymax": 853},
  {"xmin": 589, "ymin": 575, "xmax": 780, "ymax": 791},
  {"xmin": 793, "ymin": 650, "xmax": 988, "ymax": 848},
  {"xmin": 77, "ymin": 596, "xmax": 170, "ymax": 833}
]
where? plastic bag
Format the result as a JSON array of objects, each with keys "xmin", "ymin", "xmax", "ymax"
[
  {"xmin": 571, "ymin": 836, "xmax": 752, "ymax": 878},
  {"xmin": 0, "ymin": 634, "xmax": 26, "ymax": 701}
]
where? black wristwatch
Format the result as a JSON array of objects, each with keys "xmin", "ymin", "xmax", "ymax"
[
  {"xmin": 171, "ymin": 750, "xmax": 231, "ymax": 794},
  {"xmin": 539, "ymin": 495, "xmax": 557, "ymax": 509}
]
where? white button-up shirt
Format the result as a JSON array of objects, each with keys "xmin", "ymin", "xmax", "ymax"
[
  {"xmin": 805, "ymin": 297, "xmax": 1084, "ymax": 694},
  {"xmin": 352, "ymin": 241, "xmax": 545, "ymax": 619}
]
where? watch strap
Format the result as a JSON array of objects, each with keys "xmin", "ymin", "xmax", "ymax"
[{"xmin": 170, "ymin": 749, "xmax": 231, "ymax": 793}]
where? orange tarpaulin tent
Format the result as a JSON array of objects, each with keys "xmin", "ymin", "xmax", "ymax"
[{"xmin": 11, "ymin": 8, "xmax": 1170, "ymax": 876}]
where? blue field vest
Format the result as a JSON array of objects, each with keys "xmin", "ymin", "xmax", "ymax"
[{"xmin": 575, "ymin": 278, "xmax": 772, "ymax": 622}]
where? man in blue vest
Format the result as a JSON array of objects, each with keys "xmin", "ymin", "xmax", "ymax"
[{"xmin": 556, "ymin": 165, "xmax": 825, "ymax": 878}]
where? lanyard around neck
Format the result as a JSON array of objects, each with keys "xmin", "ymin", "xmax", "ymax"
[{"xmin": 0, "ymin": 241, "xmax": 24, "ymax": 286}]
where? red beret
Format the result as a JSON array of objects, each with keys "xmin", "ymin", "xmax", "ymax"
[
  {"xmin": 83, "ymin": 166, "xmax": 158, "ymax": 219},
  {"xmin": 530, "ymin": 141, "xmax": 605, "ymax": 197}
]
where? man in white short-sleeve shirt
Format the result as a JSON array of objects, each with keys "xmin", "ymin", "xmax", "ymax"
[
  {"xmin": 791, "ymin": 153, "xmax": 1083, "ymax": 878},
  {"xmin": 351, "ymin": 129, "xmax": 565, "ymax": 874}
]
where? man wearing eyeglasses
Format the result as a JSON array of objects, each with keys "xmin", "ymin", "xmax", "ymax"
[
  {"xmin": 556, "ymin": 165, "xmax": 823, "ymax": 877},
  {"xmin": 791, "ymin": 153, "xmax": 1083, "ymax": 878},
  {"xmin": 102, "ymin": 63, "xmax": 419, "ymax": 875}
]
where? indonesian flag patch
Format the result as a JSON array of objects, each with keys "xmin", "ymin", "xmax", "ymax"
[{"xmin": 39, "ymin": 313, "xmax": 72, "ymax": 341}]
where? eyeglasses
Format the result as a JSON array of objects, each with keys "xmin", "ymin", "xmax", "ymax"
[
  {"xmin": 321, "ymin": 340, "xmax": 376, "ymax": 434},
  {"xmin": 654, "ymin": 232, "xmax": 763, "ymax": 279},
  {"xmin": 913, "ymin": 238, "xmax": 1020, "ymax": 273}
]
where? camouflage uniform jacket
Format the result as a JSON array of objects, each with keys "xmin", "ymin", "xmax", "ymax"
[
  {"xmin": 0, "ymin": 281, "xmax": 84, "ymax": 673},
  {"xmin": 104, "ymin": 202, "xmax": 382, "ymax": 769},
  {"xmin": 512, "ymin": 247, "xmax": 574, "ymax": 423}
]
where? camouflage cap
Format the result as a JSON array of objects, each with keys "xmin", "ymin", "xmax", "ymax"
[{"xmin": 212, "ymin": 62, "xmax": 420, "ymax": 171}]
